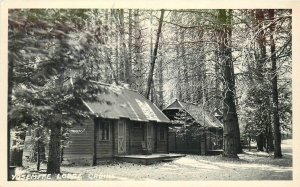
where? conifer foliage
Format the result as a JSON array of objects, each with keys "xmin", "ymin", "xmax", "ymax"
[{"xmin": 8, "ymin": 9, "xmax": 107, "ymax": 174}]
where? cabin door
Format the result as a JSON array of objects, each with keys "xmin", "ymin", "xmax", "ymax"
[
  {"xmin": 146, "ymin": 123, "xmax": 153, "ymax": 151},
  {"xmin": 118, "ymin": 121, "xmax": 126, "ymax": 154}
]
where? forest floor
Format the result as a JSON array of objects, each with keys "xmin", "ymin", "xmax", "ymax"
[{"xmin": 15, "ymin": 139, "xmax": 292, "ymax": 181}]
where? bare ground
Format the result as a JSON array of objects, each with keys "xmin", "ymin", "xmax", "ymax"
[{"xmin": 15, "ymin": 139, "xmax": 292, "ymax": 181}]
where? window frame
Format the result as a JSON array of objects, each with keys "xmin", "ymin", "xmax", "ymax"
[
  {"xmin": 99, "ymin": 120, "xmax": 111, "ymax": 141},
  {"xmin": 132, "ymin": 122, "xmax": 142, "ymax": 129}
]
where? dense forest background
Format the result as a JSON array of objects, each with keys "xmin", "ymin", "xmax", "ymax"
[{"xmin": 8, "ymin": 9, "xmax": 292, "ymax": 173}]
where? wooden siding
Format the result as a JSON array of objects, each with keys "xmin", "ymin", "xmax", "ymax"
[
  {"xmin": 156, "ymin": 125, "xmax": 168, "ymax": 153},
  {"xmin": 125, "ymin": 120, "xmax": 130, "ymax": 155},
  {"xmin": 152, "ymin": 124, "xmax": 158, "ymax": 152},
  {"xmin": 63, "ymin": 119, "xmax": 94, "ymax": 164},
  {"xmin": 113, "ymin": 120, "xmax": 118, "ymax": 156},
  {"xmin": 167, "ymin": 130, "xmax": 207, "ymax": 155},
  {"xmin": 156, "ymin": 141, "xmax": 168, "ymax": 153},
  {"xmin": 63, "ymin": 117, "xmax": 169, "ymax": 164},
  {"xmin": 168, "ymin": 132, "xmax": 176, "ymax": 152}
]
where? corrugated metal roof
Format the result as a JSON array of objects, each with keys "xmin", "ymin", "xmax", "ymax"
[
  {"xmin": 83, "ymin": 82, "xmax": 170, "ymax": 123},
  {"xmin": 163, "ymin": 100, "xmax": 223, "ymax": 128}
]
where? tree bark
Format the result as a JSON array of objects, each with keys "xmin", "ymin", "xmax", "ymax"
[
  {"xmin": 8, "ymin": 53, "xmax": 14, "ymax": 170},
  {"xmin": 256, "ymin": 132, "xmax": 264, "ymax": 151},
  {"xmin": 255, "ymin": 10, "xmax": 275, "ymax": 153},
  {"xmin": 133, "ymin": 10, "xmax": 143, "ymax": 93},
  {"xmin": 47, "ymin": 121, "xmax": 62, "ymax": 174},
  {"xmin": 227, "ymin": 12, "xmax": 242, "ymax": 153},
  {"xmin": 47, "ymin": 64, "xmax": 64, "ymax": 174},
  {"xmin": 36, "ymin": 128, "xmax": 41, "ymax": 171},
  {"xmin": 145, "ymin": 9, "xmax": 165, "ymax": 99},
  {"xmin": 268, "ymin": 9, "xmax": 282, "ymax": 158},
  {"xmin": 218, "ymin": 9, "xmax": 240, "ymax": 158},
  {"xmin": 175, "ymin": 28, "xmax": 182, "ymax": 100},
  {"xmin": 126, "ymin": 9, "xmax": 133, "ymax": 85},
  {"xmin": 267, "ymin": 120, "xmax": 274, "ymax": 151},
  {"xmin": 157, "ymin": 39, "xmax": 164, "ymax": 109},
  {"xmin": 181, "ymin": 30, "xmax": 189, "ymax": 101},
  {"xmin": 214, "ymin": 49, "xmax": 221, "ymax": 110},
  {"xmin": 148, "ymin": 10, "xmax": 154, "ymax": 100},
  {"xmin": 255, "ymin": 9, "xmax": 267, "ymax": 72},
  {"xmin": 118, "ymin": 9, "xmax": 127, "ymax": 82}
]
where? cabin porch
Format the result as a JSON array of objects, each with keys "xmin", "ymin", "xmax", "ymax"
[
  {"xmin": 127, "ymin": 121, "xmax": 169, "ymax": 155},
  {"xmin": 115, "ymin": 153, "xmax": 185, "ymax": 165}
]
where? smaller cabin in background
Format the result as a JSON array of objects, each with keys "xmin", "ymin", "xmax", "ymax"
[{"xmin": 163, "ymin": 99, "xmax": 223, "ymax": 155}]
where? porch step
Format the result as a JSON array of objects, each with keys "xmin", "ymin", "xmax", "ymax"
[
  {"xmin": 207, "ymin": 149, "xmax": 223, "ymax": 155},
  {"xmin": 162, "ymin": 158, "xmax": 173, "ymax": 162},
  {"xmin": 115, "ymin": 153, "xmax": 185, "ymax": 165}
]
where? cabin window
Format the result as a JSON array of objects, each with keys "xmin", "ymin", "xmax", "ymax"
[
  {"xmin": 99, "ymin": 121, "xmax": 110, "ymax": 141},
  {"xmin": 159, "ymin": 126, "xmax": 165, "ymax": 141},
  {"xmin": 133, "ymin": 122, "xmax": 142, "ymax": 128}
]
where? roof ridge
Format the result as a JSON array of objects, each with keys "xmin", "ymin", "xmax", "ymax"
[
  {"xmin": 174, "ymin": 99, "xmax": 223, "ymax": 128},
  {"xmin": 162, "ymin": 99, "xmax": 178, "ymax": 111},
  {"xmin": 178, "ymin": 100, "xmax": 203, "ymax": 107}
]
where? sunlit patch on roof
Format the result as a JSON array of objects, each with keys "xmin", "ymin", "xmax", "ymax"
[{"xmin": 135, "ymin": 99, "xmax": 159, "ymax": 121}]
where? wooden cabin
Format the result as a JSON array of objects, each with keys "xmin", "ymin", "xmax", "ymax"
[
  {"xmin": 163, "ymin": 99, "xmax": 223, "ymax": 155},
  {"xmin": 61, "ymin": 83, "xmax": 171, "ymax": 165}
]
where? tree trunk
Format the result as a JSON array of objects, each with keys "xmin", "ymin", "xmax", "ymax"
[
  {"xmin": 46, "ymin": 120, "xmax": 62, "ymax": 174},
  {"xmin": 126, "ymin": 9, "xmax": 133, "ymax": 85},
  {"xmin": 118, "ymin": 9, "xmax": 127, "ymax": 82},
  {"xmin": 218, "ymin": 9, "xmax": 240, "ymax": 158},
  {"xmin": 267, "ymin": 122, "xmax": 274, "ymax": 151},
  {"xmin": 228, "ymin": 10, "xmax": 242, "ymax": 153},
  {"xmin": 256, "ymin": 132, "xmax": 264, "ymax": 151},
  {"xmin": 248, "ymin": 136, "xmax": 252, "ymax": 151},
  {"xmin": 177, "ymin": 67, "xmax": 182, "ymax": 100},
  {"xmin": 264, "ymin": 106, "xmax": 274, "ymax": 152},
  {"xmin": 8, "ymin": 53, "xmax": 14, "ymax": 172},
  {"xmin": 133, "ymin": 10, "xmax": 143, "ymax": 93},
  {"xmin": 36, "ymin": 128, "xmax": 41, "ymax": 171},
  {"xmin": 145, "ymin": 9, "xmax": 165, "ymax": 99},
  {"xmin": 255, "ymin": 9, "xmax": 267, "ymax": 72},
  {"xmin": 175, "ymin": 28, "xmax": 182, "ymax": 100},
  {"xmin": 113, "ymin": 10, "xmax": 120, "ymax": 82},
  {"xmin": 181, "ymin": 30, "xmax": 189, "ymax": 101},
  {"xmin": 214, "ymin": 49, "xmax": 221, "ymax": 110},
  {"xmin": 268, "ymin": 9, "xmax": 282, "ymax": 158},
  {"xmin": 157, "ymin": 41, "xmax": 164, "ymax": 109},
  {"xmin": 255, "ymin": 9, "xmax": 273, "ymax": 154}
]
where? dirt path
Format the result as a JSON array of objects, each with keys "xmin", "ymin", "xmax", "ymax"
[{"xmin": 16, "ymin": 139, "xmax": 292, "ymax": 180}]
